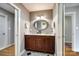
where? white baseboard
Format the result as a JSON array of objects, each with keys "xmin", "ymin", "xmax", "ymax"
[
  {"xmin": 65, "ymin": 41, "xmax": 71, "ymax": 43},
  {"xmin": 73, "ymin": 50, "xmax": 79, "ymax": 52},
  {"xmin": 0, "ymin": 43, "xmax": 14, "ymax": 50},
  {"xmin": 20, "ymin": 49, "xmax": 26, "ymax": 56}
]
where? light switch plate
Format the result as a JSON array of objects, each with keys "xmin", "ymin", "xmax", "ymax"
[{"xmin": 76, "ymin": 26, "xmax": 78, "ymax": 30}]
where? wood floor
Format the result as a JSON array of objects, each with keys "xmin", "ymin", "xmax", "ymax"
[
  {"xmin": 65, "ymin": 43, "xmax": 79, "ymax": 56},
  {"xmin": 0, "ymin": 45, "xmax": 15, "ymax": 56}
]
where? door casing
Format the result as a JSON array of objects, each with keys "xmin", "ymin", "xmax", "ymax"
[{"xmin": 9, "ymin": 3, "xmax": 21, "ymax": 56}]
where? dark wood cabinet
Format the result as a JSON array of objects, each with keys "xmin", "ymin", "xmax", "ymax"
[{"xmin": 25, "ymin": 35, "xmax": 55, "ymax": 54}]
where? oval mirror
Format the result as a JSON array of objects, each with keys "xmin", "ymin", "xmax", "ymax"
[{"xmin": 34, "ymin": 20, "xmax": 49, "ymax": 31}]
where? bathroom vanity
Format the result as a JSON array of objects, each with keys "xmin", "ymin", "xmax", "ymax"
[
  {"xmin": 24, "ymin": 10, "xmax": 55, "ymax": 54},
  {"xmin": 24, "ymin": 34, "xmax": 55, "ymax": 54}
]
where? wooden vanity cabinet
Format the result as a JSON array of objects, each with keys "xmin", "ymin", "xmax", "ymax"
[{"xmin": 25, "ymin": 35, "xmax": 55, "ymax": 54}]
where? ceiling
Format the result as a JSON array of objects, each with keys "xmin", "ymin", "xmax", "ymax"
[
  {"xmin": 22, "ymin": 3, "xmax": 54, "ymax": 12},
  {"xmin": 0, "ymin": 3, "xmax": 54, "ymax": 13},
  {"xmin": 65, "ymin": 3, "xmax": 79, "ymax": 7},
  {"xmin": 0, "ymin": 3, "xmax": 15, "ymax": 14}
]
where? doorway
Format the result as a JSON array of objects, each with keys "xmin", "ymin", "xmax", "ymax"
[
  {"xmin": 0, "ymin": 4, "xmax": 15, "ymax": 56},
  {"xmin": 65, "ymin": 16, "xmax": 72, "ymax": 55},
  {"xmin": 64, "ymin": 12, "xmax": 77, "ymax": 56},
  {"xmin": 65, "ymin": 16, "xmax": 72, "ymax": 47},
  {"xmin": 0, "ymin": 3, "xmax": 20, "ymax": 56}
]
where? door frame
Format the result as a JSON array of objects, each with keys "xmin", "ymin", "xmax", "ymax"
[
  {"xmin": 55, "ymin": 3, "xmax": 64, "ymax": 56},
  {"xmin": 0, "ymin": 12, "xmax": 8, "ymax": 50},
  {"xmin": 65, "ymin": 12, "xmax": 76, "ymax": 52},
  {"xmin": 9, "ymin": 3, "xmax": 21, "ymax": 56}
]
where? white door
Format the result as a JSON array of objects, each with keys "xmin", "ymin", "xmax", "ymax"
[{"xmin": 0, "ymin": 14, "xmax": 8, "ymax": 49}]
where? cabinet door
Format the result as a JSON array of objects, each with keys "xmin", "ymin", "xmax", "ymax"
[
  {"xmin": 25, "ymin": 36, "xmax": 31, "ymax": 50},
  {"xmin": 25, "ymin": 36, "xmax": 36, "ymax": 50},
  {"xmin": 42, "ymin": 36, "xmax": 55, "ymax": 53},
  {"xmin": 34, "ymin": 36, "xmax": 41, "ymax": 51},
  {"xmin": 29, "ymin": 36, "xmax": 36, "ymax": 50},
  {"xmin": 39, "ymin": 37, "xmax": 46, "ymax": 51},
  {"xmin": 45, "ymin": 37, "xmax": 54, "ymax": 53}
]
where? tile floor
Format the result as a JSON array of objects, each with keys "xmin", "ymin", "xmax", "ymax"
[{"xmin": 22, "ymin": 50, "xmax": 54, "ymax": 56}]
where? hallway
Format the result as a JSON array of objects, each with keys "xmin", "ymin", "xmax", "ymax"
[{"xmin": 65, "ymin": 43, "xmax": 79, "ymax": 56}]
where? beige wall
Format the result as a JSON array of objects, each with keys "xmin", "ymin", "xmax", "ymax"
[{"xmin": 30, "ymin": 10, "xmax": 53, "ymax": 34}]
